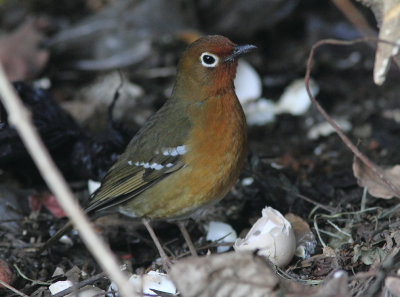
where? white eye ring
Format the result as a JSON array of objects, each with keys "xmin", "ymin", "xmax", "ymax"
[{"xmin": 200, "ymin": 52, "xmax": 219, "ymax": 68}]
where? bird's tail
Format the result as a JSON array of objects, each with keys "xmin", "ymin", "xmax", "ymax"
[{"xmin": 37, "ymin": 221, "xmax": 74, "ymax": 255}]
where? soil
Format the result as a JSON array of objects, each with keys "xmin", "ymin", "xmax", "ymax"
[{"xmin": 1, "ymin": 1, "xmax": 400, "ymax": 296}]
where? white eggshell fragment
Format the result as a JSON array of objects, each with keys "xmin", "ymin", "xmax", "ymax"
[
  {"xmin": 307, "ymin": 118, "xmax": 352, "ymax": 140},
  {"xmin": 107, "ymin": 270, "xmax": 176, "ymax": 296},
  {"xmin": 274, "ymin": 78, "xmax": 319, "ymax": 116},
  {"xmin": 241, "ymin": 78, "xmax": 319, "ymax": 126},
  {"xmin": 241, "ymin": 177, "xmax": 254, "ymax": 186},
  {"xmin": 243, "ymin": 98, "xmax": 276, "ymax": 126},
  {"xmin": 234, "ymin": 60, "xmax": 262, "ymax": 105},
  {"xmin": 58, "ymin": 234, "xmax": 73, "ymax": 247},
  {"xmin": 49, "ymin": 280, "xmax": 73, "ymax": 295},
  {"xmin": 234, "ymin": 207, "xmax": 296, "ymax": 267},
  {"xmin": 51, "ymin": 267, "xmax": 65, "ymax": 277},
  {"xmin": 206, "ymin": 221, "xmax": 238, "ymax": 253},
  {"xmin": 129, "ymin": 271, "xmax": 176, "ymax": 295}
]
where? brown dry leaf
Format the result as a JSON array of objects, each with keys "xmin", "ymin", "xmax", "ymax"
[
  {"xmin": 170, "ymin": 252, "xmax": 352, "ymax": 297},
  {"xmin": 169, "ymin": 252, "xmax": 279, "ymax": 297},
  {"xmin": 374, "ymin": 1, "xmax": 400, "ymax": 85},
  {"xmin": 356, "ymin": 0, "xmax": 400, "ymax": 85},
  {"xmin": 0, "ymin": 18, "xmax": 49, "ymax": 81},
  {"xmin": 0, "ymin": 258, "xmax": 15, "ymax": 289},
  {"xmin": 313, "ymin": 270, "xmax": 350, "ymax": 297},
  {"xmin": 352, "ymin": 157, "xmax": 400, "ymax": 199},
  {"xmin": 285, "ymin": 213, "xmax": 317, "ymax": 259}
]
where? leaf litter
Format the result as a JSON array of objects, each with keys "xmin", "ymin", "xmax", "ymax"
[{"xmin": 1, "ymin": 1, "xmax": 400, "ymax": 296}]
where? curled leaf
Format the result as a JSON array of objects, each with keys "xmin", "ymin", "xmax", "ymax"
[
  {"xmin": 170, "ymin": 252, "xmax": 279, "ymax": 297},
  {"xmin": 352, "ymin": 157, "xmax": 400, "ymax": 199}
]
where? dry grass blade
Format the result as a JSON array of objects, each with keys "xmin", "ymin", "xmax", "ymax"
[{"xmin": 0, "ymin": 279, "xmax": 29, "ymax": 297}]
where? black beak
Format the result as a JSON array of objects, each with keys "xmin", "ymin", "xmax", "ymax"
[{"xmin": 225, "ymin": 44, "xmax": 257, "ymax": 62}]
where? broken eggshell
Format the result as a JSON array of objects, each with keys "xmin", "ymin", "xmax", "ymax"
[
  {"xmin": 206, "ymin": 221, "xmax": 238, "ymax": 253},
  {"xmin": 49, "ymin": 280, "xmax": 73, "ymax": 295},
  {"xmin": 234, "ymin": 207, "xmax": 296, "ymax": 267},
  {"xmin": 274, "ymin": 78, "xmax": 318, "ymax": 116},
  {"xmin": 241, "ymin": 78, "xmax": 319, "ymax": 126},
  {"xmin": 49, "ymin": 281, "xmax": 105, "ymax": 297},
  {"xmin": 307, "ymin": 118, "xmax": 352, "ymax": 140},
  {"xmin": 234, "ymin": 60, "xmax": 262, "ymax": 105},
  {"xmin": 108, "ymin": 270, "xmax": 176, "ymax": 296},
  {"xmin": 243, "ymin": 98, "xmax": 276, "ymax": 126}
]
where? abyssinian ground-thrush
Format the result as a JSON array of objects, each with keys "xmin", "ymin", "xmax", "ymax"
[{"xmin": 41, "ymin": 35, "xmax": 256, "ymax": 260}]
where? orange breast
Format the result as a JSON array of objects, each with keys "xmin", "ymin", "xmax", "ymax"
[
  {"xmin": 121, "ymin": 91, "xmax": 247, "ymax": 219},
  {"xmin": 178, "ymin": 91, "xmax": 247, "ymax": 215}
]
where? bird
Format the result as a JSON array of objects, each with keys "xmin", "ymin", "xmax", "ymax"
[{"xmin": 39, "ymin": 35, "xmax": 256, "ymax": 263}]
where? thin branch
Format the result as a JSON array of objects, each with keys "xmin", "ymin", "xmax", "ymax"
[
  {"xmin": 0, "ymin": 64, "xmax": 137, "ymax": 297},
  {"xmin": 331, "ymin": 0, "xmax": 376, "ymax": 38},
  {"xmin": 0, "ymin": 279, "xmax": 29, "ymax": 297},
  {"xmin": 304, "ymin": 37, "xmax": 400, "ymax": 198}
]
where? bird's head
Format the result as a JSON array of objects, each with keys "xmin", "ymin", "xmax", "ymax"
[{"xmin": 173, "ymin": 35, "xmax": 256, "ymax": 100}]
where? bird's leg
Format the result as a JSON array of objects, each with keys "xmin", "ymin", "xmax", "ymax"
[
  {"xmin": 141, "ymin": 218, "xmax": 171, "ymax": 271},
  {"xmin": 177, "ymin": 221, "xmax": 198, "ymax": 256}
]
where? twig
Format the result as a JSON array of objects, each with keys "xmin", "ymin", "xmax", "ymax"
[
  {"xmin": 304, "ymin": 38, "xmax": 400, "ymax": 198},
  {"xmin": 52, "ymin": 272, "xmax": 107, "ymax": 297},
  {"xmin": 177, "ymin": 221, "xmax": 198, "ymax": 256},
  {"xmin": 142, "ymin": 218, "xmax": 171, "ymax": 272},
  {"xmin": 0, "ymin": 64, "xmax": 137, "ymax": 297},
  {"xmin": 312, "ymin": 207, "xmax": 379, "ymax": 247},
  {"xmin": 313, "ymin": 215, "xmax": 326, "ymax": 247},
  {"xmin": 107, "ymin": 70, "xmax": 124, "ymax": 127},
  {"xmin": 317, "ymin": 228, "xmax": 343, "ymax": 239},
  {"xmin": 360, "ymin": 187, "xmax": 368, "ymax": 211},
  {"xmin": 332, "ymin": 0, "xmax": 376, "ymax": 38},
  {"xmin": 0, "ymin": 279, "xmax": 29, "ymax": 297},
  {"xmin": 379, "ymin": 203, "xmax": 400, "ymax": 219},
  {"xmin": 291, "ymin": 190, "xmax": 336, "ymax": 213},
  {"xmin": 326, "ymin": 219, "xmax": 352, "ymax": 239},
  {"xmin": 276, "ymin": 266, "xmax": 322, "ymax": 285}
]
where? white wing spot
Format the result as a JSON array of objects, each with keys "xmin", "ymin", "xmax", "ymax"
[
  {"xmin": 176, "ymin": 145, "xmax": 187, "ymax": 155},
  {"xmin": 150, "ymin": 163, "xmax": 164, "ymax": 170},
  {"xmin": 161, "ymin": 145, "xmax": 187, "ymax": 156},
  {"xmin": 128, "ymin": 160, "xmax": 133, "ymax": 166},
  {"xmin": 165, "ymin": 163, "xmax": 174, "ymax": 168},
  {"xmin": 162, "ymin": 148, "xmax": 169, "ymax": 156},
  {"xmin": 133, "ymin": 161, "xmax": 164, "ymax": 170}
]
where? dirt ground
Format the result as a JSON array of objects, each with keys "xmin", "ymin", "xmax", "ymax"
[{"xmin": 1, "ymin": 1, "xmax": 400, "ymax": 296}]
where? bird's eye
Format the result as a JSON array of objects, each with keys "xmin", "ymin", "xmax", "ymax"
[{"xmin": 200, "ymin": 52, "xmax": 219, "ymax": 68}]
